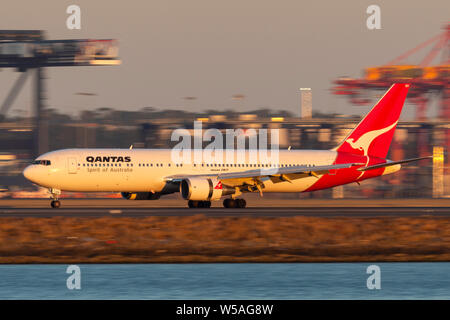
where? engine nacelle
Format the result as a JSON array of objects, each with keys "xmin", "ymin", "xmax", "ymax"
[
  {"xmin": 180, "ymin": 177, "xmax": 234, "ymax": 201},
  {"xmin": 121, "ymin": 192, "xmax": 161, "ymax": 200}
]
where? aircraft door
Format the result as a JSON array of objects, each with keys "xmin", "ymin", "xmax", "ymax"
[{"xmin": 68, "ymin": 157, "xmax": 77, "ymax": 174}]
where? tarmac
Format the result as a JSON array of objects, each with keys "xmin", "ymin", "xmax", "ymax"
[{"xmin": 1, "ymin": 198, "xmax": 450, "ymax": 217}]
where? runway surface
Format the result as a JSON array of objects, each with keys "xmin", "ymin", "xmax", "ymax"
[
  {"xmin": 1, "ymin": 198, "xmax": 450, "ymax": 217},
  {"xmin": 0, "ymin": 206, "xmax": 449, "ymax": 218}
]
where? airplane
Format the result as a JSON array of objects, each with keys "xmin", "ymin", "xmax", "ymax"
[{"xmin": 23, "ymin": 83, "xmax": 431, "ymax": 208}]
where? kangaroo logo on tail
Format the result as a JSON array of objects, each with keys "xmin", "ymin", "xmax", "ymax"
[
  {"xmin": 345, "ymin": 121, "xmax": 397, "ymax": 156},
  {"xmin": 334, "ymin": 84, "xmax": 410, "ymax": 159}
]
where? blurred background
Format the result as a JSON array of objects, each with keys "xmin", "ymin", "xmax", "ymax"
[{"xmin": 0, "ymin": 0, "xmax": 448, "ymax": 199}]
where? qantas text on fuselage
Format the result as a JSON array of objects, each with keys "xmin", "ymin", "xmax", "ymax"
[{"xmin": 86, "ymin": 156, "xmax": 131, "ymax": 163}]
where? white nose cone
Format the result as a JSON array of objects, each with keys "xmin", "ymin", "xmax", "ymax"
[{"xmin": 23, "ymin": 165, "xmax": 36, "ymax": 183}]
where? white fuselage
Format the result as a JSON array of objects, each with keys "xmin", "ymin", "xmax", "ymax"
[{"xmin": 23, "ymin": 148, "xmax": 338, "ymax": 193}]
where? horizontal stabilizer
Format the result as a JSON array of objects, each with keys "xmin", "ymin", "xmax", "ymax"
[{"xmin": 357, "ymin": 156, "xmax": 432, "ymax": 172}]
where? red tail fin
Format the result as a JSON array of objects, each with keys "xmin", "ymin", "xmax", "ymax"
[{"xmin": 334, "ymin": 83, "xmax": 410, "ymax": 159}]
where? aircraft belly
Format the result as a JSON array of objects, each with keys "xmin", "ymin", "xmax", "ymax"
[
  {"xmin": 57, "ymin": 175, "xmax": 116, "ymax": 192},
  {"xmin": 58, "ymin": 170, "xmax": 165, "ymax": 192}
]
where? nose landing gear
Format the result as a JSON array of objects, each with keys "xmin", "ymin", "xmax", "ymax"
[
  {"xmin": 49, "ymin": 188, "xmax": 62, "ymax": 208},
  {"xmin": 51, "ymin": 200, "xmax": 61, "ymax": 208}
]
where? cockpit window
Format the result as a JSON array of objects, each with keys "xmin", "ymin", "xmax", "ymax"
[{"xmin": 32, "ymin": 160, "xmax": 51, "ymax": 166}]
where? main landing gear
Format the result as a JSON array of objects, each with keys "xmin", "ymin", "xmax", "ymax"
[
  {"xmin": 223, "ymin": 198, "xmax": 246, "ymax": 208},
  {"xmin": 49, "ymin": 188, "xmax": 62, "ymax": 208},
  {"xmin": 188, "ymin": 200, "xmax": 211, "ymax": 208},
  {"xmin": 187, "ymin": 198, "xmax": 247, "ymax": 208}
]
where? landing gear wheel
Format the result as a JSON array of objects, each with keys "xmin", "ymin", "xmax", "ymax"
[
  {"xmin": 237, "ymin": 198, "xmax": 246, "ymax": 208},
  {"xmin": 203, "ymin": 201, "xmax": 211, "ymax": 208},
  {"xmin": 224, "ymin": 198, "xmax": 246, "ymax": 208},
  {"xmin": 188, "ymin": 200, "xmax": 198, "ymax": 208},
  {"xmin": 188, "ymin": 200, "xmax": 211, "ymax": 208},
  {"xmin": 48, "ymin": 188, "xmax": 62, "ymax": 209},
  {"xmin": 50, "ymin": 200, "xmax": 61, "ymax": 208},
  {"xmin": 223, "ymin": 198, "xmax": 236, "ymax": 208}
]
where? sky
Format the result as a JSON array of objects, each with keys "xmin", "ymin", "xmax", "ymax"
[{"xmin": 0, "ymin": 0, "xmax": 448, "ymax": 119}]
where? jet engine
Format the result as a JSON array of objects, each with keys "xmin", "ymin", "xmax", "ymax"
[
  {"xmin": 121, "ymin": 192, "xmax": 161, "ymax": 200},
  {"xmin": 180, "ymin": 177, "xmax": 234, "ymax": 201}
]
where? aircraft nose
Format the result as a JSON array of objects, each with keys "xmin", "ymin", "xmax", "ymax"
[{"xmin": 23, "ymin": 165, "xmax": 36, "ymax": 183}]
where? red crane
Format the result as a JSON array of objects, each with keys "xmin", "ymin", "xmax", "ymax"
[
  {"xmin": 332, "ymin": 23, "xmax": 449, "ymax": 120},
  {"xmin": 332, "ymin": 24, "xmax": 450, "ymax": 162}
]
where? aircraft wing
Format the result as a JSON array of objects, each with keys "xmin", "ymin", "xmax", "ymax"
[{"xmin": 165, "ymin": 162, "xmax": 364, "ymax": 188}]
